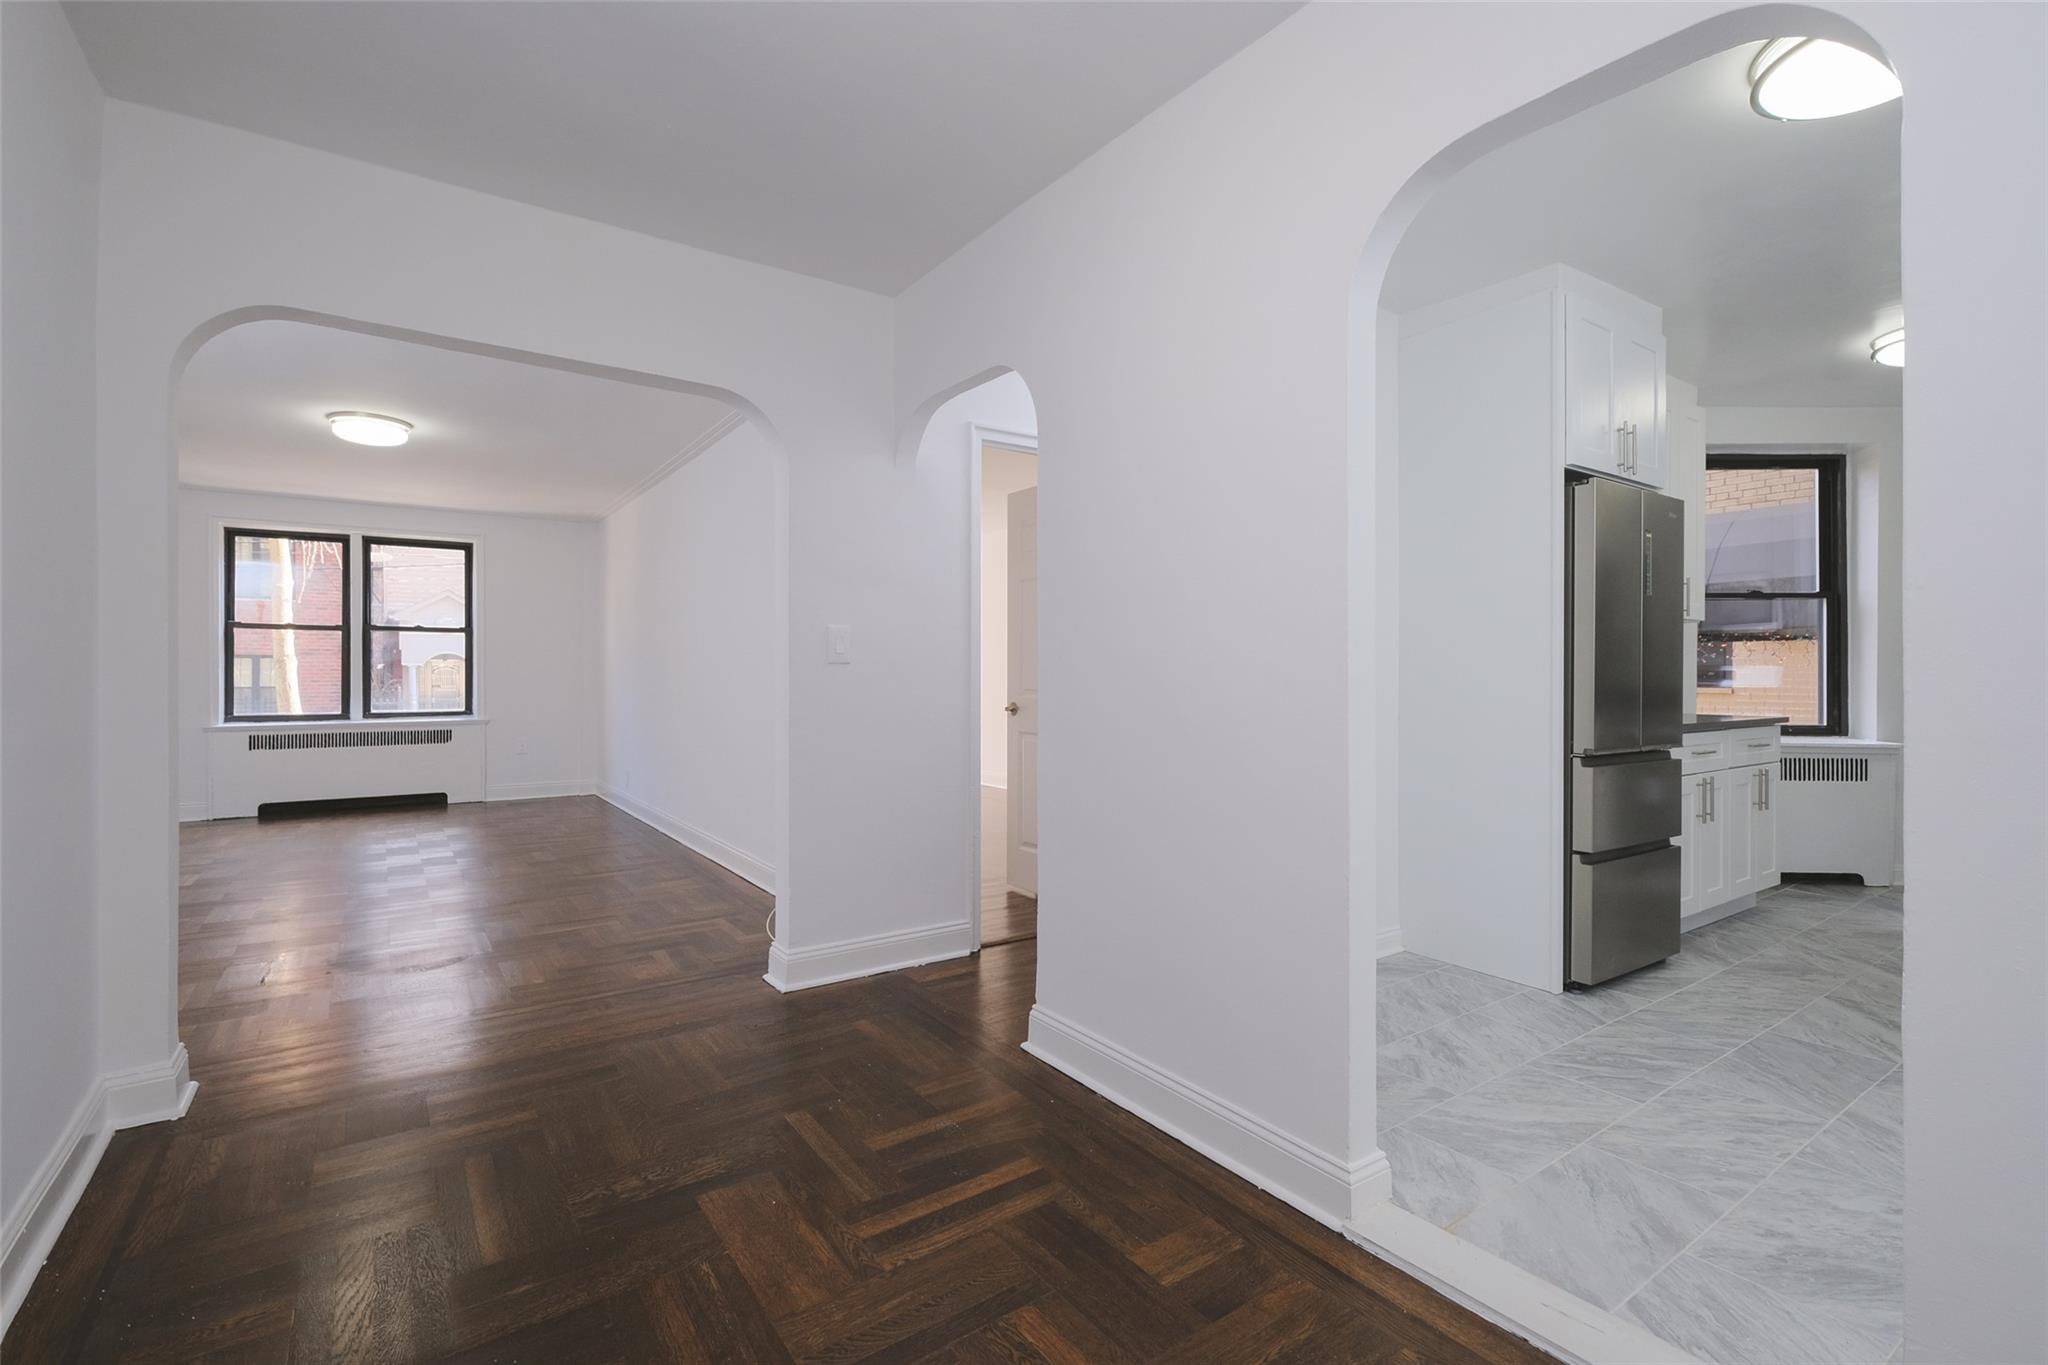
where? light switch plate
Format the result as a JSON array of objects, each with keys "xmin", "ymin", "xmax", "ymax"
[{"xmin": 827, "ymin": 624, "xmax": 852, "ymax": 664}]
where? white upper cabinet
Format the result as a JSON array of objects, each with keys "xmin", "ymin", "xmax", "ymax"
[
  {"xmin": 1399, "ymin": 265, "xmax": 1670, "ymax": 493},
  {"xmin": 1564, "ymin": 287, "xmax": 1667, "ymax": 487}
]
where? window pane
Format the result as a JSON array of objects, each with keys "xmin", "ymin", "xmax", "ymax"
[
  {"xmin": 368, "ymin": 542, "xmax": 468, "ymax": 628},
  {"xmin": 228, "ymin": 628, "xmax": 344, "ymax": 715},
  {"xmin": 231, "ymin": 534, "xmax": 345, "ymax": 626},
  {"xmin": 368, "ymin": 629, "xmax": 468, "ymax": 713},
  {"xmin": 1704, "ymin": 466, "xmax": 1820, "ymax": 593},
  {"xmin": 1697, "ymin": 598, "xmax": 1823, "ymax": 727}
]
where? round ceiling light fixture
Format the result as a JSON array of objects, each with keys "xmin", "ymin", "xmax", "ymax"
[
  {"xmin": 1749, "ymin": 38, "xmax": 1902, "ymax": 121},
  {"xmin": 1869, "ymin": 328, "xmax": 1904, "ymax": 367},
  {"xmin": 326, "ymin": 411, "xmax": 413, "ymax": 447}
]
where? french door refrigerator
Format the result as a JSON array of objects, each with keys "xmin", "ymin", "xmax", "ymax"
[{"xmin": 1566, "ymin": 474, "xmax": 1685, "ymax": 987}]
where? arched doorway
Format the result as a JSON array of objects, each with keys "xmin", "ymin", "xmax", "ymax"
[{"xmin": 1346, "ymin": 13, "xmax": 1904, "ymax": 1362}]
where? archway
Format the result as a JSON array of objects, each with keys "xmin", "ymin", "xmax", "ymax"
[
  {"xmin": 170, "ymin": 305, "xmax": 793, "ymax": 994},
  {"xmin": 1345, "ymin": 10, "xmax": 1902, "ymax": 1360}
]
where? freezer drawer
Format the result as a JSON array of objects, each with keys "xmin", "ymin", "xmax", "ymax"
[
  {"xmin": 1571, "ymin": 754, "xmax": 1682, "ymax": 854},
  {"xmin": 1568, "ymin": 844, "xmax": 1680, "ymax": 986}
]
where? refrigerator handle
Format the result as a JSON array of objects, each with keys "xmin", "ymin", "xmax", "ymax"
[{"xmin": 1643, "ymin": 531, "xmax": 1653, "ymax": 598}]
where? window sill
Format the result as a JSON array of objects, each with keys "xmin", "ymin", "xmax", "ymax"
[{"xmin": 206, "ymin": 716, "xmax": 489, "ymax": 732}]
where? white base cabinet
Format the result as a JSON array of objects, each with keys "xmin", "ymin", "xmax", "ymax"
[{"xmin": 1676, "ymin": 725, "xmax": 1781, "ymax": 926}]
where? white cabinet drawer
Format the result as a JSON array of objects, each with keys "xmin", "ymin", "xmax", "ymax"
[
  {"xmin": 1680, "ymin": 736, "xmax": 1730, "ymax": 773},
  {"xmin": 1728, "ymin": 730, "xmax": 1781, "ymax": 766}
]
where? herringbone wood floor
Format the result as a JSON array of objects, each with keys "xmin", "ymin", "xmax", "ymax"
[{"xmin": 7, "ymin": 797, "xmax": 1550, "ymax": 1364}]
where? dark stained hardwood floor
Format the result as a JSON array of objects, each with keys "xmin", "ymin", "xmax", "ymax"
[{"xmin": 7, "ymin": 797, "xmax": 1549, "ymax": 1364}]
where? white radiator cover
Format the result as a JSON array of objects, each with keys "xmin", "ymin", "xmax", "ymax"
[
  {"xmin": 203, "ymin": 721, "xmax": 487, "ymax": 818},
  {"xmin": 1776, "ymin": 738, "xmax": 1902, "ymax": 886}
]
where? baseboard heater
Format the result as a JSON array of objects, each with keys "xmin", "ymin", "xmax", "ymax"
[
  {"xmin": 258, "ymin": 792, "xmax": 449, "ymax": 820},
  {"xmin": 1776, "ymin": 739, "xmax": 1902, "ymax": 886},
  {"xmin": 203, "ymin": 723, "xmax": 486, "ymax": 819}
]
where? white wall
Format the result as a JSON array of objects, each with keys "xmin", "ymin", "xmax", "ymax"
[
  {"xmin": 601, "ymin": 422, "xmax": 780, "ymax": 889},
  {"xmin": 0, "ymin": 1, "xmax": 107, "ymax": 1327},
  {"xmin": 174, "ymin": 487, "xmax": 602, "ymax": 816},
  {"xmin": 897, "ymin": 7, "xmax": 2048, "ymax": 1348},
  {"xmin": 1702, "ymin": 405, "xmax": 1903, "ymax": 743},
  {"xmin": 980, "ymin": 445, "xmax": 1038, "ymax": 786}
]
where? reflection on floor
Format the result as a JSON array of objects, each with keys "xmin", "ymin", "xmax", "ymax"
[
  {"xmin": 980, "ymin": 784, "xmax": 1036, "ymax": 946},
  {"xmin": 1378, "ymin": 880, "xmax": 1904, "ymax": 1365}
]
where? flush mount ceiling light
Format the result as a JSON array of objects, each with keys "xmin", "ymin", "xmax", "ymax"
[
  {"xmin": 326, "ymin": 411, "xmax": 413, "ymax": 447},
  {"xmin": 1749, "ymin": 38, "xmax": 1902, "ymax": 120},
  {"xmin": 1869, "ymin": 327, "xmax": 1905, "ymax": 367}
]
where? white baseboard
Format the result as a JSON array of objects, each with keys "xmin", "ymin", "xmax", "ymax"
[
  {"xmin": 102, "ymin": 1044, "xmax": 198, "ymax": 1129},
  {"xmin": 178, "ymin": 800, "xmax": 210, "ymax": 823},
  {"xmin": 596, "ymin": 786, "xmax": 775, "ymax": 893},
  {"xmin": 1376, "ymin": 925, "xmax": 1404, "ymax": 958},
  {"xmin": 1345, "ymin": 1203, "xmax": 1703, "ymax": 1365},
  {"xmin": 764, "ymin": 920, "xmax": 974, "ymax": 992},
  {"xmin": 1, "ymin": 1085, "xmax": 110, "ymax": 1333},
  {"xmin": 2, "ymin": 1046, "xmax": 197, "ymax": 1334},
  {"xmin": 486, "ymin": 779, "xmax": 594, "ymax": 803},
  {"xmin": 1022, "ymin": 1006, "xmax": 1387, "ymax": 1228}
]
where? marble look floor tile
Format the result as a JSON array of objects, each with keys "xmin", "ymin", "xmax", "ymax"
[
  {"xmin": 1377, "ymin": 1057, "xmax": 1455, "ymax": 1129},
  {"xmin": 1427, "ymin": 964, "xmax": 1528, "ymax": 1008},
  {"xmin": 1744, "ymin": 892, "xmax": 1852, "ymax": 934},
  {"xmin": 1629, "ymin": 976, "xmax": 1809, "ymax": 1048},
  {"xmin": 1690, "ymin": 1152, "xmax": 1903, "ymax": 1338},
  {"xmin": 1465, "ymin": 988, "xmax": 1604, "ymax": 1051},
  {"xmin": 1453, "ymin": 1146, "xmax": 1728, "ymax": 1309},
  {"xmin": 1379, "ymin": 1125, "xmax": 1520, "ymax": 1229},
  {"xmin": 1376, "ymin": 961, "xmax": 1526, "ymax": 1043},
  {"xmin": 1798, "ymin": 1066, "xmax": 1903, "ymax": 1185},
  {"xmin": 1402, "ymin": 1069, "xmax": 1638, "ymax": 1178},
  {"xmin": 1803, "ymin": 918, "xmax": 1903, "ymax": 969},
  {"xmin": 1376, "ymin": 951, "xmax": 1446, "ymax": 985},
  {"xmin": 1589, "ymin": 1071, "xmax": 1827, "ymax": 1202},
  {"xmin": 1565, "ymin": 952, "xmax": 1721, "ymax": 1022},
  {"xmin": 1522, "ymin": 1015, "xmax": 1739, "ymax": 1103},
  {"xmin": 1768, "ymin": 972, "xmax": 1901, "ymax": 1064},
  {"xmin": 1622, "ymin": 1253, "xmax": 1899, "ymax": 1365},
  {"xmin": 1691, "ymin": 1030, "xmax": 1896, "ymax": 1122},
  {"xmin": 1377, "ymin": 996, "xmax": 1557, "ymax": 1098},
  {"xmin": 1683, "ymin": 912, "xmax": 1792, "ymax": 966},
  {"xmin": 1377, "ymin": 971, "xmax": 1471, "ymax": 1043}
]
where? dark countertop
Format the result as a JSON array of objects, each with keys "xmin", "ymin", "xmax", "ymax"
[{"xmin": 1684, "ymin": 714, "xmax": 1788, "ymax": 734}]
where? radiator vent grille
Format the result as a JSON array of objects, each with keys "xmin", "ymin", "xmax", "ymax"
[
  {"xmin": 1781, "ymin": 755, "xmax": 1869, "ymax": 783},
  {"xmin": 248, "ymin": 729, "xmax": 454, "ymax": 752}
]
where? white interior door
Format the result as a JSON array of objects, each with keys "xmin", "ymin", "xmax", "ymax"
[{"xmin": 1006, "ymin": 487, "xmax": 1039, "ymax": 896}]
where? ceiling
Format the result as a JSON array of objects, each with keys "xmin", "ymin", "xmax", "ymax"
[
  {"xmin": 1383, "ymin": 44, "xmax": 1902, "ymax": 407},
  {"xmin": 177, "ymin": 320, "xmax": 738, "ymax": 517},
  {"xmin": 65, "ymin": 0, "xmax": 1296, "ymax": 295}
]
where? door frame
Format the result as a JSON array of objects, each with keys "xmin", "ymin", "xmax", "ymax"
[{"xmin": 966, "ymin": 422, "xmax": 1039, "ymax": 952}]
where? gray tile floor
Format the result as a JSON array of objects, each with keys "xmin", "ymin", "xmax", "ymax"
[{"xmin": 1378, "ymin": 880, "xmax": 1904, "ymax": 1365}]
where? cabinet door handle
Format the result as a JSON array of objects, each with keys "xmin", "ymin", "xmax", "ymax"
[
  {"xmin": 1684, "ymin": 575, "xmax": 1691, "ymax": 617},
  {"xmin": 1697, "ymin": 776, "xmax": 1709, "ymax": 823},
  {"xmin": 1762, "ymin": 769, "xmax": 1771, "ymax": 810},
  {"xmin": 1709, "ymin": 775, "xmax": 1716, "ymax": 823},
  {"xmin": 1616, "ymin": 423, "xmax": 1629, "ymax": 471}
]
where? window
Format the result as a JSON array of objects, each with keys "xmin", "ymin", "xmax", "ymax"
[
  {"xmin": 363, "ymin": 537, "xmax": 473, "ymax": 716},
  {"xmin": 1697, "ymin": 455, "xmax": 1845, "ymax": 735},
  {"xmin": 223, "ymin": 528, "xmax": 350, "ymax": 720}
]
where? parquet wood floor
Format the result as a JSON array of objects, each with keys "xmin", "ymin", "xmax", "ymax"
[{"xmin": 6, "ymin": 797, "xmax": 1551, "ymax": 1364}]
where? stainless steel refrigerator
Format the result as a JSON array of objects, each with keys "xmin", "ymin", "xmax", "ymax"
[{"xmin": 1566, "ymin": 475, "xmax": 1685, "ymax": 987}]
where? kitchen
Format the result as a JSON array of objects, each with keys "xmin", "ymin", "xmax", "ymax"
[{"xmin": 1369, "ymin": 38, "xmax": 1905, "ymax": 1365}]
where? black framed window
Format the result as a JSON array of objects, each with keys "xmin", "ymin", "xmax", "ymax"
[
  {"xmin": 363, "ymin": 536, "xmax": 474, "ymax": 717},
  {"xmin": 223, "ymin": 527, "xmax": 351, "ymax": 721},
  {"xmin": 1697, "ymin": 454, "xmax": 1846, "ymax": 736}
]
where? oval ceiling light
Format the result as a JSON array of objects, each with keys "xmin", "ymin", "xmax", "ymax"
[
  {"xmin": 1869, "ymin": 328, "xmax": 1904, "ymax": 367},
  {"xmin": 1749, "ymin": 38, "xmax": 1901, "ymax": 120},
  {"xmin": 326, "ymin": 411, "xmax": 413, "ymax": 447}
]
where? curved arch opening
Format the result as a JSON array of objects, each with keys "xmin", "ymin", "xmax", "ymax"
[
  {"xmin": 1349, "ymin": 10, "xmax": 1902, "ymax": 1354},
  {"xmin": 171, "ymin": 306, "xmax": 793, "ymax": 971},
  {"xmin": 905, "ymin": 368, "xmax": 1040, "ymax": 954}
]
